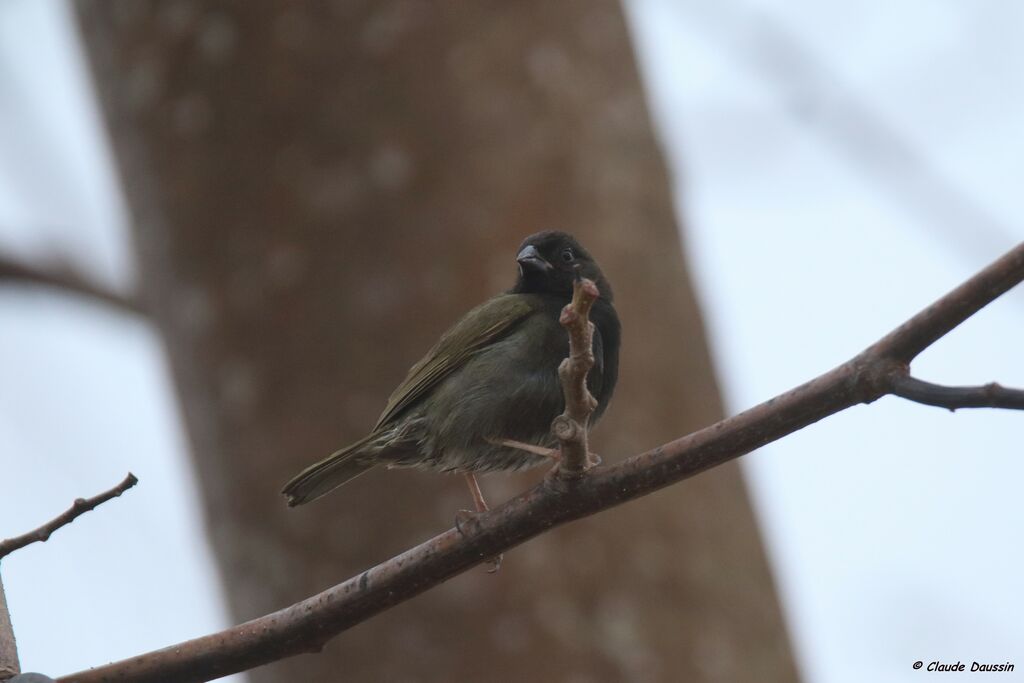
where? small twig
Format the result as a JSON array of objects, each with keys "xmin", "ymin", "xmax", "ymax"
[
  {"xmin": 1, "ymin": 473, "xmax": 137, "ymax": 681},
  {"xmin": 0, "ymin": 254, "xmax": 143, "ymax": 316},
  {"xmin": 890, "ymin": 375, "xmax": 1024, "ymax": 411},
  {"xmin": 0, "ymin": 473, "xmax": 139, "ymax": 561},
  {"xmin": 552, "ymin": 275, "xmax": 600, "ymax": 476}
]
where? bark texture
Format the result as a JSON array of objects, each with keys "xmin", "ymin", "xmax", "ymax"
[
  {"xmin": 0, "ymin": 574, "xmax": 19, "ymax": 680},
  {"xmin": 76, "ymin": 2, "xmax": 798, "ymax": 681}
]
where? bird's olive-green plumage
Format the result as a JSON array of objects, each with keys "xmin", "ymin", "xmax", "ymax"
[
  {"xmin": 282, "ymin": 231, "xmax": 619, "ymax": 506},
  {"xmin": 374, "ymin": 295, "xmax": 536, "ymax": 431}
]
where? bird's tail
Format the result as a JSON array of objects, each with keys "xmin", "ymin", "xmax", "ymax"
[{"xmin": 282, "ymin": 434, "xmax": 377, "ymax": 507}]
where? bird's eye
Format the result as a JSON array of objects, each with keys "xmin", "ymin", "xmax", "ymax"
[{"xmin": 561, "ymin": 248, "xmax": 574, "ymax": 263}]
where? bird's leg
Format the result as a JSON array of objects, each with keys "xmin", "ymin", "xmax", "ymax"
[
  {"xmin": 453, "ymin": 474, "xmax": 484, "ymax": 536},
  {"xmin": 454, "ymin": 473, "xmax": 503, "ymax": 572},
  {"xmin": 464, "ymin": 472, "xmax": 489, "ymax": 512},
  {"xmin": 493, "ymin": 438, "xmax": 603, "ymax": 467}
]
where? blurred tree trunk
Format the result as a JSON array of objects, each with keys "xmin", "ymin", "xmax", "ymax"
[{"xmin": 77, "ymin": 2, "xmax": 798, "ymax": 681}]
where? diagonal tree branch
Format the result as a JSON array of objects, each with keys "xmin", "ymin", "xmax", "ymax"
[
  {"xmin": 60, "ymin": 242, "xmax": 1024, "ymax": 683},
  {"xmin": 0, "ymin": 254, "xmax": 143, "ymax": 316},
  {"xmin": 862, "ymin": 243, "xmax": 1024, "ymax": 364}
]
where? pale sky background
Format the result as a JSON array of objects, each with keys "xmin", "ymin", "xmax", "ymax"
[{"xmin": 1, "ymin": 1, "xmax": 1022, "ymax": 681}]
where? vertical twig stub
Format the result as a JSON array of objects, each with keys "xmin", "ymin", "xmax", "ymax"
[
  {"xmin": 0, "ymin": 573, "xmax": 19, "ymax": 681},
  {"xmin": 554, "ymin": 276, "xmax": 601, "ymax": 476}
]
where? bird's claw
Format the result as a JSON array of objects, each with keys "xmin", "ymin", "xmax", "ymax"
[
  {"xmin": 494, "ymin": 439, "xmax": 603, "ymax": 468},
  {"xmin": 454, "ymin": 508, "xmax": 477, "ymax": 536}
]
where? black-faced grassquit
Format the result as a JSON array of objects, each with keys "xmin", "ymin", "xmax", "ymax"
[{"xmin": 282, "ymin": 231, "xmax": 620, "ymax": 510}]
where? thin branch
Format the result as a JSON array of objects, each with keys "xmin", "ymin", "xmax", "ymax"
[
  {"xmin": 863, "ymin": 243, "xmax": 1024, "ymax": 364},
  {"xmin": 1, "ymin": 473, "xmax": 138, "ymax": 681},
  {"xmin": 60, "ymin": 242, "xmax": 1024, "ymax": 683},
  {"xmin": 0, "ymin": 474, "xmax": 139, "ymax": 561},
  {"xmin": 0, "ymin": 254, "xmax": 143, "ymax": 316},
  {"xmin": 890, "ymin": 375, "xmax": 1024, "ymax": 411},
  {"xmin": 552, "ymin": 275, "xmax": 600, "ymax": 475}
]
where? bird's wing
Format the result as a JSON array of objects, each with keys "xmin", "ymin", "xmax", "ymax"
[{"xmin": 373, "ymin": 294, "xmax": 538, "ymax": 430}]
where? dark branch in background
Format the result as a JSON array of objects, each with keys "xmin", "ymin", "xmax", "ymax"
[
  {"xmin": 0, "ymin": 254, "xmax": 143, "ymax": 316},
  {"xmin": 60, "ymin": 243, "xmax": 1024, "ymax": 683},
  {"xmin": 552, "ymin": 276, "xmax": 601, "ymax": 475},
  {"xmin": 0, "ymin": 474, "xmax": 138, "ymax": 681},
  {"xmin": 0, "ymin": 474, "xmax": 139, "ymax": 561}
]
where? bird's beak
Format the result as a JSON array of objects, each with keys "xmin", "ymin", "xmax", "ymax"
[{"xmin": 516, "ymin": 245, "xmax": 552, "ymax": 273}]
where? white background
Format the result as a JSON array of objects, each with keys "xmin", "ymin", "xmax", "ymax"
[{"xmin": 1, "ymin": 1, "xmax": 1022, "ymax": 681}]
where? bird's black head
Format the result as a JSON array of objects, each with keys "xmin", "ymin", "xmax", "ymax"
[{"xmin": 511, "ymin": 231, "xmax": 613, "ymax": 301}]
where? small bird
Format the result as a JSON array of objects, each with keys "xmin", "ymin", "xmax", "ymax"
[{"xmin": 282, "ymin": 231, "xmax": 620, "ymax": 513}]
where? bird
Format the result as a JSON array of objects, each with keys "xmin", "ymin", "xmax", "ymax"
[{"xmin": 282, "ymin": 230, "xmax": 620, "ymax": 515}]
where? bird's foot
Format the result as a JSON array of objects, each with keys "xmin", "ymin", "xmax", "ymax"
[
  {"xmin": 453, "ymin": 509, "xmax": 503, "ymax": 573},
  {"xmin": 454, "ymin": 508, "xmax": 477, "ymax": 535},
  {"xmin": 494, "ymin": 438, "xmax": 561, "ymax": 460},
  {"xmin": 494, "ymin": 439, "xmax": 602, "ymax": 467},
  {"xmin": 458, "ymin": 473, "xmax": 503, "ymax": 572}
]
